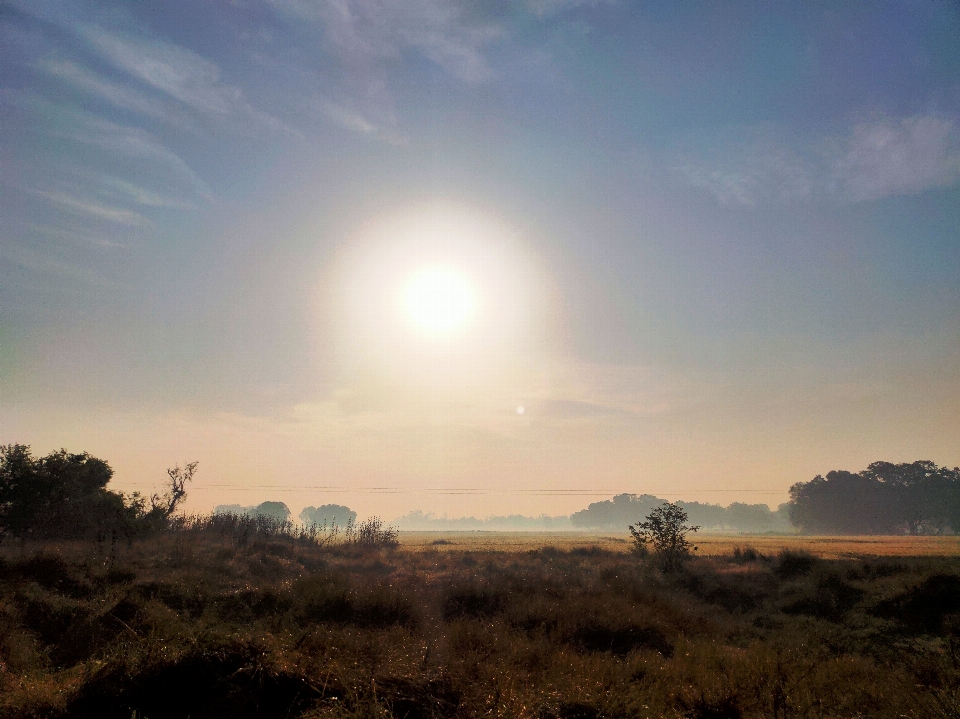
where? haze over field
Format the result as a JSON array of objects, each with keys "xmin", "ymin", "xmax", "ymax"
[{"xmin": 2, "ymin": 1, "xmax": 959, "ymax": 519}]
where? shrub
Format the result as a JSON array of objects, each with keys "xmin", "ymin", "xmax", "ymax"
[{"xmin": 629, "ymin": 501, "xmax": 699, "ymax": 571}]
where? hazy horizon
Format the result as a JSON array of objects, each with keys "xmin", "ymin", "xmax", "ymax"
[{"xmin": 3, "ymin": 1, "xmax": 959, "ymax": 520}]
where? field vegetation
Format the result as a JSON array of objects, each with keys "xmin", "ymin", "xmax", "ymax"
[
  {"xmin": 2, "ymin": 524, "xmax": 959, "ymax": 719},
  {"xmin": 3, "ymin": 445, "xmax": 959, "ymax": 717}
]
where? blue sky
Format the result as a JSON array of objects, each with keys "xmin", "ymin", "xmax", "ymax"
[{"xmin": 2, "ymin": 1, "xmax": 959, "ymax": 518}]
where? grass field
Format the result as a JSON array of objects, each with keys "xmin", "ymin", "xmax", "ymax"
[
  {"xmin": 399, "ymin": 532, "xmax": 960, "ymax": 558},
  {"xmin": 2, "ymin": 527, "xmax": 959, "ymax": 718}
]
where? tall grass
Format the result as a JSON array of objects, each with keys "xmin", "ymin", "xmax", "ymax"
[
  {"xmin": 1, "ymin": 534, "xmax": 958, "ymax": 718},
  {"xmin": 168, "ymin": 512, "xmax": 399, "ymax": 550}
]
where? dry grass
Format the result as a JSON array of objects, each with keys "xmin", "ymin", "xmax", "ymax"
[
  {"xmin": 400, "ymin": 531, "xmax": 960, "ymax": 558},
  {"xmin": 1, "ymin": 530, "xmax": 959, "ymax": 718}
]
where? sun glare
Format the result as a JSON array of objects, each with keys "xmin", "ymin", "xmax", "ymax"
[{"xmin": 403, "ymin": 266, "xmax": 477, "ymax": 334}]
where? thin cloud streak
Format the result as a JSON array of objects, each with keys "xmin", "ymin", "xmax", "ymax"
[
  {"xmin": 674, "ymin": 115, "xmax": 960, "ymax": 206},
  {"xmin": 30, "ymin": 190, "xmax": 150, "ymax": 228},
  {"xmin": 38, "ymin": 58, "xmax": 197, "ymax": 130},
  {"xmin": 268, "ymin": 0, "xmax": 502, "ymax": 82}
]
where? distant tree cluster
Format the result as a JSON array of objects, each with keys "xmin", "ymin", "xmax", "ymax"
[
  {"xmin": 789, "ymin": 460, "xmax": 960, "ymax": 535},
  {"xmin": 0, "ymin": 444, "xmax": 195, "ymax": 540},
  {"xmin": 299, "ymin": 504, "xmax": 357, "ymax": 528},
  {"xmin": 572, "ymin": 494, "xmax": 790, "ymax": 533},
  {"xmin": 213, "ymin": 501, "xmax": 292, "ymax": 523}
]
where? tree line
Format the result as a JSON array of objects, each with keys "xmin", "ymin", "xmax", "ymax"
[
  {"xmin": 571, "ymin": 494, "xmax": 792, "ymax": 533},
  {"xmin": 213, "ymin": 502, "xmax": 358, "ymax": 528},
  {"xmin": 3, "ymin": 443, "xmax": 958, "ymax": 538},
  {"xmin": 788, "ymin": 460, "xmax": 960, "ymax": 535}
]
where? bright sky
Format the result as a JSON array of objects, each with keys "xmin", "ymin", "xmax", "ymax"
[{"xmin": 2, "ymin": 1, "xmax": 959, "ymax": 519}]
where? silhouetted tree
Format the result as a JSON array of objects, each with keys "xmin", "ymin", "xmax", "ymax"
[
  {"xmin": 789, "ymin": 461, "xmax": 960, "ymax": 535},
  {"xmin": 0, "ymin": 444, "xmax": 199, "ymax": 539},
  {"xmin": 157, "ymin": 462, "xmax": 197, "ymax": 518},
  {"xmin": 629, "ymin": 502, "xmax": 699, "ymax": 571},
  {"xmin": 0, "ymin": 444, "xmax": 124, "ymax": 539},
  {"xmin": 861, "ymin": 460, "xmax": 958, "ymax": 535}
]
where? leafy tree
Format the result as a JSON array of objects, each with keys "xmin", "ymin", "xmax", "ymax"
[
  {"xmin": 0, "ymin": 444, "xmax": 126, "ymax": 539},
  {"xmin": 0, "ymin": 444, "xmax": 197, "ymax": 539},
  {"xmin": 788, "ymin": 471, "xmax": 895, "ymax": 535},
  {"xmin": 629, "ymin": 502, "xmax": 699, "ymax": 571},
  {"xmin": 789, "ymin": 461, "xmax": 960, "ymax": 535},
  {"xmin": 861, "ymin": 460, "xmax": 958, "ymax": 535}
]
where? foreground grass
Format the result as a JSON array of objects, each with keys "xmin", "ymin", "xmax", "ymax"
[{"xmin": 1, "ymin": 531, "xmax": 959, "ymax": 718}]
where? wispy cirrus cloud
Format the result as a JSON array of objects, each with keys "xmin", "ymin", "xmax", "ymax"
[
  {"xmin": 269, "ymin": 0, "xmax": 503, "ymax": 83},
  {"xmin": 1, "ymin": 88, "xmax": 208, "ymax": 261},
  {"xmin": 30, "ymin": 189, "xmax": 150, "ymax": 228},
  {"xmin": 38, "ymin": 58, "xmax": 194, "ymax": 129},
  {"xmin": 74, "ymin": 24, "xmax": 290, "ymax": 135},
  {"xmin": 674, "ymin": 115, "xmax": 960, "ymax": 207},
  {"xmin": 826, "ymin": 116, "xmax": 960, "ymax": 203},
  {"xmin": 30, "ymin": 97, "xmax": 213, "ymax": 202},
  {"xmin": 263, "ymin": 0, "xmax": 506, "ymax": 139}
]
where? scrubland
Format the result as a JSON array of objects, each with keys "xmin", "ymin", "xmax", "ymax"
[{"xmin": 2, "ymin": 527, "xmax": 959, "ymax": 719}]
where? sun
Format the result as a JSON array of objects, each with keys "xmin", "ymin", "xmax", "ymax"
[{"xmin": 403, "ymin": 266, "xmax": 478, "ymax": 334}]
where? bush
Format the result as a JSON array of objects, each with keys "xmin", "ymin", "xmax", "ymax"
[
  {"xmin": 1, "ymin": 444, "xmax": 124, "ymax": 540},
  {"xmin": 0, "ymin": 445, "xmax": 198, "ymax": 541},
  {"xmin": 629, "ymin": 501, "xmax": 699, "ymax": 571}
]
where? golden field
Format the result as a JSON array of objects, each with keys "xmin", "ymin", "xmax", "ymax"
[{"xmin": 399, "ymin": 531, "xmax": 960, "ymax": 559}]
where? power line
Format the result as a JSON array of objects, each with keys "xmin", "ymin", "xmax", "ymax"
[{"xmin": 118, "ymin": 483, "xmax": 786, "ymax": 496}]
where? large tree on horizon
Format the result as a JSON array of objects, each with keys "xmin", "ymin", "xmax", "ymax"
[{"xmin": 789, "ymin": 460, "xmax": 960, "ymax": 535}]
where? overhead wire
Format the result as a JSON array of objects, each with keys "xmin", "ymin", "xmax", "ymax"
[{"xmin": 116, "ymin": 483, "xmax": 786, "ymax": 496}]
